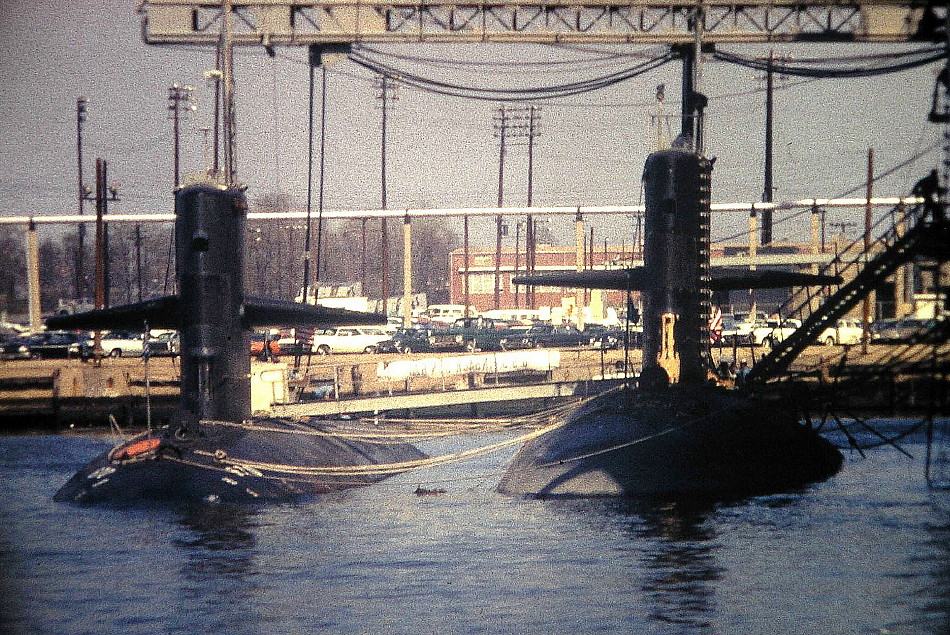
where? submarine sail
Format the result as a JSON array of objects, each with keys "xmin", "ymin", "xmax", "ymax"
[{"xmin": 497, "ymin": 148, "xmax": 842, "ymax": 499}]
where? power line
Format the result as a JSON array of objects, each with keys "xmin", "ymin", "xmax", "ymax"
[
  {"xmin": 714, "ymin": 46, "xmax": 948, "ymax": 79},
  {"xmin": 347, "ymin": 49, "xmax": 675, "ymax": 102}
]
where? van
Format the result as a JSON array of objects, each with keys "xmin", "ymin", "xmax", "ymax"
[
  {"xmin": 481, "ymin": 309, "xmax": 542, "ymax": 325},
  {"xmin": 426, "ymin": 304, "xmax": 478, "ymax": 326}
]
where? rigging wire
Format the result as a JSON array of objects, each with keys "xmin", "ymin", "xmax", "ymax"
[{"xmin": 711, "ymin": 140, "xmax": 943, "ymax": 245}]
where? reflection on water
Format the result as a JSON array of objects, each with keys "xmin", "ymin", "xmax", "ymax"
[
  {"xmin": 173, "ymin": 504, "xmax": 263, "ymax": 634},
  {"xmin": 553, "ymin": 498, "xmax": 722, "ymax": 631},
  {"xmin": 633, "ymin": 502, "xmax": 721, "ymax": 630},
  {"xmin": 909, "ymin": 506, "xmax": 950, "ymax": 635}
]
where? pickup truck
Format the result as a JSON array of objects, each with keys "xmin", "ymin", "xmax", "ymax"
[{"xmin": 428, "ymin": 317, "xmax": 532, "ymax": 352}]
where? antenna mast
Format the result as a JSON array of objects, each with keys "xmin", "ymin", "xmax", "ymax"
[{"xmin": 220, "ymin": 0, "xmax": 237, "ymax": 185}]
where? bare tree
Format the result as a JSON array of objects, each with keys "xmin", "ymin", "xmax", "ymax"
[{"xmin": 0, "ymin": 228, "xmax": 26, "ymax": 316}]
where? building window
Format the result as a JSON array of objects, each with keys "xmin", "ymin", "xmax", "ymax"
[{"xmin": 467, "ymin": 272, "xmax": 497, "ymax": 295}]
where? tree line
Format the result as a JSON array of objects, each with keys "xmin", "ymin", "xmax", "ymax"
[{"xmin": 0, "ymin": 193, "xmax": 457, "ymax": 321}]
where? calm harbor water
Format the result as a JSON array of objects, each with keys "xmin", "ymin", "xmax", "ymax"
[{"xmin": 1, "ymin": 423, "xmax": 949, "ymax": 635}]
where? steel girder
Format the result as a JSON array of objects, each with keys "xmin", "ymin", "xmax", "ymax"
[{"xmin": 140, "ymin": 1, "xmax": 936, "ymax": 46}]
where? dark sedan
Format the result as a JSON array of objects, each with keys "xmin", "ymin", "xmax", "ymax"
[
  {"xmin": 145, "ymin": 331, "xmax": 180, "ymax": 357},
  {"xmin": 19, "ymin": 331, "xmax": 91, "ymax": 359},
  {"xmin": 376, "ymin": 328, "xmax": 435, "ymax": 354},
  {"xmin": 524, "ymin": 324, "xmax": 591, "ymax": 348},
  {"xmin": 1, "ymin": 334, "xmax": 30, "ymax": 360},
  {"xmin": 873, "ymin": 317, "xmax": 946, "ymax": 344},
  {"xmin": 591, "ymin": 326, "xmax": 642, "ymax": 350}
]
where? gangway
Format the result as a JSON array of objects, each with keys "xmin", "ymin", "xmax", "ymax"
[{"xmin": 746, "ymin": 193, "xmax": 950, "ymax": 384}]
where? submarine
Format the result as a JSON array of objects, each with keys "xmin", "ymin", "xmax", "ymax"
[
  {"xmin": 51, "ymin": 181, "xmax": 425, "ymax": 504},
  {"xmin": 496, "ymin": 147, "xmax": 843, "ymax": 499}
]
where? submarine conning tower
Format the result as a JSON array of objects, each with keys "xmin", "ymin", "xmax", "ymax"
[
  {"xmin": 176, "ymin": 183, "xmax": 251, "ymax": 423},
  {"xmin": 640, "ymin": 148, "xmax": 713, "ymax": 387}
]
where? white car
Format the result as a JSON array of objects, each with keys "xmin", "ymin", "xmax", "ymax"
[
  {"xmin": 311, "ymin": 326, "xmax": 392, "ymax": 355},
  {"xmin": 750, "ymin": 318, "xmax": 802, "ymax": 349},
  {"xmin": 721, "ymin": 312, "xmax": 768, "ymax": 345},
  {"xmin": 818, "ymin": 319, "xmax": 864, "ymax": 346},
  {"xmin": 96, "ymin": 330, "xmax": 147, "ymax": 357}
]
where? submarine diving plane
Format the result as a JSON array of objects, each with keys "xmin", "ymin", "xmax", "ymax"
[
  {"xmin": 51, "ymin": 182, "xmax": 425, "ymax": 504},
  {"xmin": 497, "ymin": 148, "xmax": 843, "ymax": 499}
]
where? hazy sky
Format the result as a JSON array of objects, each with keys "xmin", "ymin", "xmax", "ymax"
[{"xmin": 0, "ymin": 0, "xmax": 943, "ymax": 248}]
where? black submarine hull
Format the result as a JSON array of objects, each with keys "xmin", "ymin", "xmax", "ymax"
[
  {"xmin": 54, "ymin": 419, "xmax": 426, "ymax": 505},
  {"xmin": 496, "ymin": 387, "xmax": 842, "ymax": 499}
]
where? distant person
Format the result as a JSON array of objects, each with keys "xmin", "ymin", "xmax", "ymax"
[
  {"xmin": 717, "ymin": 360, "xmax": 733, "ymax": 380},
  {"xmin": 735, "ymin": 359, "xmax": 751, "ymax": 386}
]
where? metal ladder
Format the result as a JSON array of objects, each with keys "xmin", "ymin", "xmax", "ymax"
[{"xmin": 747, "ymin": 198, "xmax": 947, "ymax": 383}]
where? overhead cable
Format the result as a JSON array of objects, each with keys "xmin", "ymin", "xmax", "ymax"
[
  {"xmin": 347, "ymin": 49, "xmax": 676, "ymax": 101},
  {"xmin": 714, "ymin": 46, "xmax": 948, "ymax": 79}
]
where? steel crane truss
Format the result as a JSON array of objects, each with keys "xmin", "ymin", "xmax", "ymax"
[{"xmin": 142, "ymin": 1, "xmax": 929, "ymax": 45}]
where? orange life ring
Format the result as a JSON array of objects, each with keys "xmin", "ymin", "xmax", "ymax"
[{"xmin": 111, "ymin": 437, "xmax": 162, "ymax": 461}]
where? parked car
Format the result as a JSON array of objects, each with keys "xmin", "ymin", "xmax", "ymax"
[
  {"xmin": 872, "ymin": 317, "xmax": 944, "ymax": 344},
  {"xmin": 20, "ymin": 331, "xmax": 91, "ymax": 359},
  {"xmin": 750, "ymin": 318, "xmax": 802, "ymax": 350},
  {"xmin": 311, "ymin": 326, "xmax": 392, "ymax": 355},
  {"xmin": 590, "ymin": 326, "xmax": 642, "ymax": 350},
  {"xmin": 145, "ymin": 331, "xmax": 180, "ymax": 356},
  {"xmin": 97, "ymin": 330, "xmax": 147, "ymax": 358},
  {"xmin": 721, "ymin": 313, "xmax": 766, "ymax": 346},
  {"xmin": 376, "ymin": 328, "xmax": 435, "ymax": 354},
  {"xmin": 275, "ymin": 330, "xmax": 313, "ymax": 356},
  {"xmin": 869, "ymin": 318, "xmax": 900, "ymax": 341},
  {"xmin": 1, "ymin": 334, "xmax": 31, "ymax": 360},
  {"xmin": 818, "ymin": 319, "xmax": 864, "ymax": 346},
  {"xmin": 523, "ymin": 324, "xmax": 591, "ymax": 348},
  {"xmin": 429, "ymin": 316, "xmax": 533, "ymax": 352},
  {"xmin": 250, "ymin": 332, "xmax": 281, "ymax": 358}
]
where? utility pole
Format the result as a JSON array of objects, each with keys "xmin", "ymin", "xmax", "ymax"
[
  {"xmin": 75, "ymin": 97, "xmax": 88, "ymax": 300},
  {"xmin": 514, "ymin": 220, "xmax": 521, "ymax": 309},
  {"xmin": 220, "ymin": 0, "xmax": 237, "ymax": 185},
  {"xmin": 168, "ymin": 84, "xmax": 195, "ymax": 188},
  {"xmin": 26, "ymin": 220, "xmax": 41, "ymax": 332},
  {"xmin": 463, "ymin": 213, "xmax": 470, "ymax": 317},
  {"xmin": 92, "ymin": 159, "xmax": 120, "ymax": 312},
  {"xmin": 377, "ymin": 75, "xmax": 398, "ymax": 314},
  {"xmin": 492, "ymin": 105, "xmax": 508, "ymax": 310},
  {"xmin": 303, "ymin": 46, "xmax": 321, "ymax": 303},
  {"xmin": 762, "ymin": 51, "xmax": 775, "ymax": 245},
  {"xmin": 525, "ymin": 105, "xmax": 540, "ymax": 309},
  {"xmin": 494, "ymin": 106, "xmax": 540, "ymax": 309},
  {"xmin": 360, "ymin": 218, "xmax": 367, "ymax": 296},
  {"xmin": 862, "ymin": 148, "xmax": 874, "ymax": 353},
  {"xmin": 94, "ymin": 159, "xmax": 107, "ymax": 319},
  {"xmin": 135, "ymin": 226, "xmax": 144, "ymax": 302}
]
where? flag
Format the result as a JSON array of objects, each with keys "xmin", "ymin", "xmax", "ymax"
[{"xmin": 708, "ymin": 307, "xmax": 723, "ymax": 343}]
